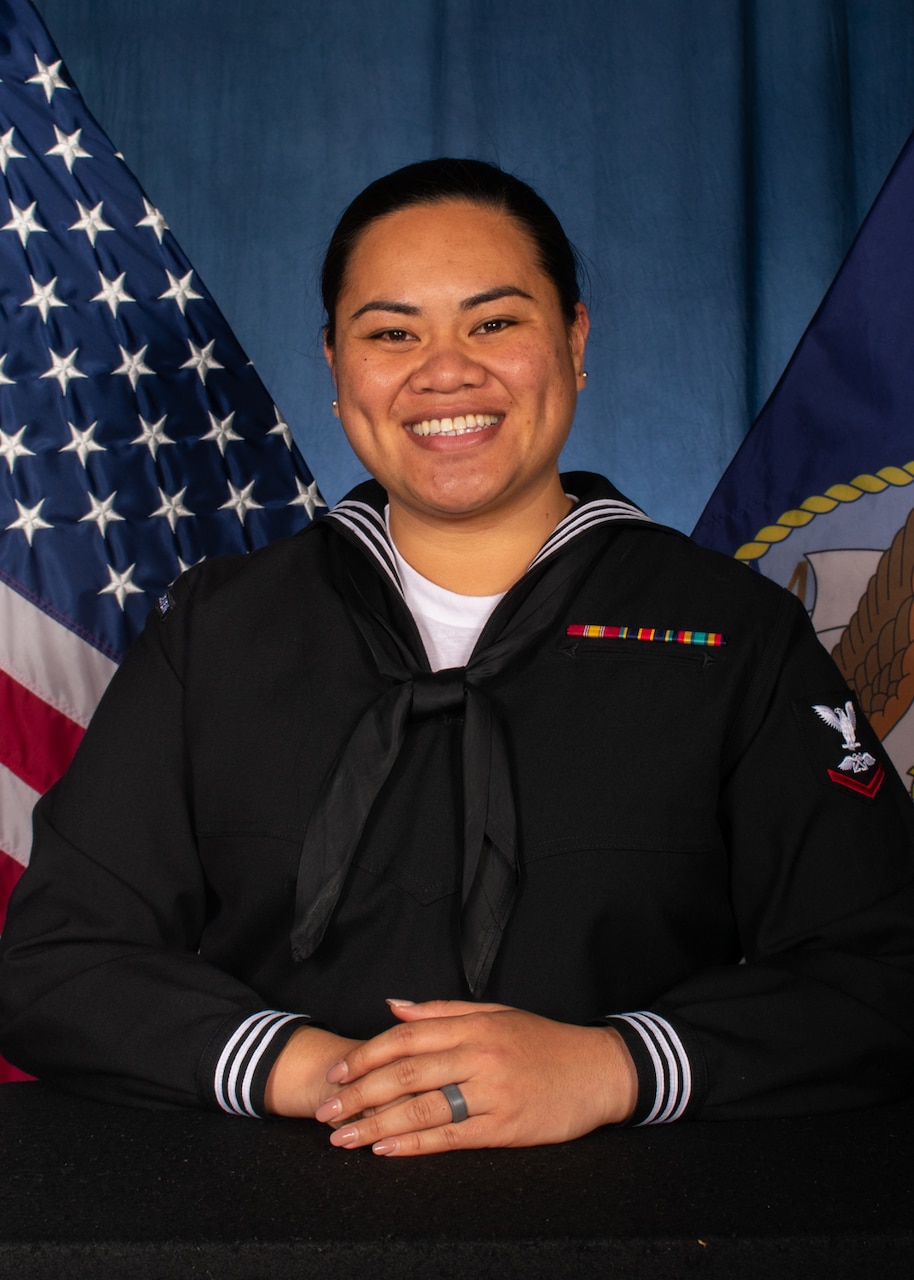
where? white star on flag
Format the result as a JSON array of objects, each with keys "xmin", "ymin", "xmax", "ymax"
[
  {"xmin": 269, "ymin": 407, "xmax": 294, "ymax": 449},
  {"xmin": 79, "ymin": 492, "xmax": 124, "ymax": 537},
  {"xmin": 91, "ymin": 272, "xmax": 135, "ymax": 317},
  {"xmin": 202, "ymin": 410, "xmax": 242, "ymax": 455},
  {"xmin": 2, "ymin": 199, "xmax": 47, "ymax": 247},
  {"xmin": 25, "ymin": 54, "xmax": 69, "ymax": 102},
  {"xmin": 69, "ymin": 201, "xmax": 114, "ymax": 246},
  {"xmin": 159, "ymin": 270, "xmax": 203, "ymax": 315},
  {"xmin": 60, "ymin": 421, "xmax": 105, "ymax": 467},
  {"xmin": 131, "ymin": 415, "xmax": 173, "ymax": 457},
  {"xmin": 220, "ymin": 479, "xmax": 264, "ymax": 524},
  {"xmin": 290, "ymin": 476, "xmax": 324, "ymax": 520},
  {"xmin": 0, "ymin": 426, "xmax": 35, "ymax": 472},
  {"xmin": 40, "ymin": 347, "xmax": 88, "ymax": 394},
  {"xmin": 5, "ymin": 498, "xmax": 53, "ymax": 546},
  {"xmin": 45, "ymin": 124, "xmax": 91, "ymax": 173},
  {"xmin": 152, "ymin": 487, "xmax": 194, "ymax": 532},
  {"xmin": 98, "ymin": 563, "xmax": 144, "ymax": 610},
  {"xmin": 0, "ymin": 127, "xmax": 26, "ymax": 174},
  {"xmin": 21, "ymin": 275, "xmax": 67, "ymax": 323},
  {"xmin": 136, "ymin": 197, "xmax": 169, "ymax": 242},
  {"xmin": 181, "ymin": 338, "xmax": 224, "ymax": 383},
  {"xmin": 112, "ymin": 344, "xmax": 153, "ymax": 389},
  {"xmin": 0, "ymin": 355, "xmax": 14, "ymax": 385}
]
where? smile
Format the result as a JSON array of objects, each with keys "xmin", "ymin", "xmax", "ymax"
[{"xmin": 408, "ymin": 413, "xmax": 500, "ymax": 437}]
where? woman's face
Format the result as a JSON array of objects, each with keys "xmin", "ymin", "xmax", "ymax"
[{"xmin": 324, "ymin": 199, "xmax": 588, "ymax": 526}]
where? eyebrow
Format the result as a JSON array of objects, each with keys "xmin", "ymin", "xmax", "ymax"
[
  {"xmin": 461, "ymin": 286, "xmax": 534, "ymax": 310},
  {"xmin": 349, "ymin": 300, "xmax": 420, "ymax": 321},
  {"xmin": 348, "ymin": 285, "xmax": 534, "ymax": 322}
]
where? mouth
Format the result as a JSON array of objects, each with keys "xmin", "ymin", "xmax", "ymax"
[{"xmin": 407, "ymin": 413, "xmax": 500, "ymax": 437}]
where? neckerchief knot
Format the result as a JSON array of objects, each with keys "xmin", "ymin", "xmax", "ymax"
[{"xmin": 411, "ymin": 669, "xmax": 466, "ymax": 719}]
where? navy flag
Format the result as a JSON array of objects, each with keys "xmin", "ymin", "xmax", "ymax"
[
  {"xmin": 0, "ymin": 0, "xmax": 325, "ymax": 1057},
  {"xmin": 693, "ymin": 129, "xmax": 914, "ymax": 799}
]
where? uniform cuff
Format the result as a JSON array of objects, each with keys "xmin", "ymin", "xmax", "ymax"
[
  {"xmin": 210, "ymin": 1011, "xmax": 311, "ymax": 1117},
  {"xmin": 604, "ymin": 1011, "xmax": 694, "ymax": 1125}
]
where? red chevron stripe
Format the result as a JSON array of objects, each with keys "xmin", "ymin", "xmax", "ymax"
[{"xmin": 827, "ymin": 763, "xmax": 885, "ymax": 798}]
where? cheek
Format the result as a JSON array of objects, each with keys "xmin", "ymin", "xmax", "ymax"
[
  {"xmin": 504, "ymin": 340, "xmax": 574, "ymax": 407},
  {"xmin": 339, "ymin": 359, "xmax": 394, "ymax": 413}
]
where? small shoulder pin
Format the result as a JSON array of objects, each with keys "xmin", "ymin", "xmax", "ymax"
[{"xmin": 156, "ymin": 589, "xmax": 175, "ymax": 619}]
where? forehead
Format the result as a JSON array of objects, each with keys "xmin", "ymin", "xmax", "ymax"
[{"xmin": 342, "ymin": 200, "xmax": 547, "ymax": 296}]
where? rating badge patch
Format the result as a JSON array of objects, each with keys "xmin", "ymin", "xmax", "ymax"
[{"xmin": 803, "ymin": 694, "xmax": 885, "ymax": 798}]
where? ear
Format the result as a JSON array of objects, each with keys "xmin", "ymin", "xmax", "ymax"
[
  {"xmin": 569, "ymin": 302, "xmax": 589, "ymax": 384},
  {"xmin": 323, "ymin": 331, "xmax": 340, "ymax": 416}
]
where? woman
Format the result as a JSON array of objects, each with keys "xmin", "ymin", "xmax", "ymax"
[{"xmin": 1, "ymin": 159, "xmax": 912, "ymax": 1157}]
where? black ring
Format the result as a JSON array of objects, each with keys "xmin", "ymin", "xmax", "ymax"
[{"xmin": 441, "ymin": 1083, "xmax": 469, "ymax": 1123}]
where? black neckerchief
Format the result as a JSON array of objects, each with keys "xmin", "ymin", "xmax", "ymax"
[{"xmin": 290, "ymin": 473, "xmax": 652, "ymax": 997}]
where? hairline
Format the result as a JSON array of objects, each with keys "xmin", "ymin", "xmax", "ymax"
[{"xmin": 325, "ymin": 194, "xmax": 573, "ymax": 346}]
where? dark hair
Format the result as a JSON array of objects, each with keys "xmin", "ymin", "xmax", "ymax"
[{"xmin": 321, "ymin": 158, "xmax": 582, "ymax": 345}]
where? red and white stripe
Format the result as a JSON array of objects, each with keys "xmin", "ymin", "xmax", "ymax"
[
  {"xmin": 0, "ymin": 579, "xmax": 117, "ymax": 1079},
  {"xmin": 0, "ymin": 577, "xmax": 117, "ymax": 888}
]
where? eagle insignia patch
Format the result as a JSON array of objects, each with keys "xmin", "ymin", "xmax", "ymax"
[{"xmin": 806, "ymin": 697, "xmax": 885, "ymax": 798}]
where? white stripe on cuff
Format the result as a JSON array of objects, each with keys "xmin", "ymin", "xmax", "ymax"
[
  {"xmin": 214, "ymin": 1010, "xmax": 302, "ymax": 1117},
  {"xmin": 614, "ymin": 1011, "xmax": 692, "ymax": 1124}
]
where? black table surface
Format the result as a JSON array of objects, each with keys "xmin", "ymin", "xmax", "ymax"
[{"xmin": 1, "ymin": 1082, "xmax": 911, "ymax": 1279}]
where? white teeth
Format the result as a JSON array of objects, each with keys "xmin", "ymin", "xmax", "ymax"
[{"xmin": 409, "ymin": 413, "xmax": 499, "ymax": 437}]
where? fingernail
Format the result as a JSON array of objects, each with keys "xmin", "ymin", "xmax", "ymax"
[
  {"xmin": 330, "ymin": 1126, "xmax": 359, "ymax": 1148},
  {"xmin": 315, "ymin": 1098, "xmax": 342, "ymax": 1122},
  {"xmin": 373, "ymin": 1139, "xmax": 400, "ymax": 1156},
  {"xmin": 326, "ymin": 1059, "xmax": 349, "ymax": 1084},
  {"xmin": 386, "ymin": 998, "xmax": 416, "ymax": 1008}
]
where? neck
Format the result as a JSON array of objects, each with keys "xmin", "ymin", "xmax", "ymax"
[{"xmin": 388, "ymin": 482, "xmax": 573, "ymax": 595}]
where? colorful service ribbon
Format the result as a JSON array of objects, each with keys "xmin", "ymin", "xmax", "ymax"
[{"xmin": 566, "ymin": 625, "xmax": 727, "ymax": 647}]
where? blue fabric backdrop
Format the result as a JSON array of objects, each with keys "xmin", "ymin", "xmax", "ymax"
[{"xmin": 31, "ymin": 0, "xmax": 914, "ymax": 531}]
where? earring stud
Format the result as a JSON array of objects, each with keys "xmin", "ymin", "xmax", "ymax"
[{"xmin": 331, "ymin": 399, "xmax": 338, "ymax": 409}]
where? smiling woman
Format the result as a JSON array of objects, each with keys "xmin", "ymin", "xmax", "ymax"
[
  {"xmin": 326, "ymin": 197, "xmax": 587, "ymax": 592},
  {"xmin": 1, "ymin": 159, "xmax": 913, "ymax": 1157}
]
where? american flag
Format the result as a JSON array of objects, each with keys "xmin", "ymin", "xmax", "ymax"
[{"xmin": 0, "ymin": 0, "xmax": 324, "ymax": 1078}]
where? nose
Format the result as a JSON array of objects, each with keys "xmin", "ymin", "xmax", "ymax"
[{"xmin": 407, "ymin": 339, "xmax": 486, "ymax": 394}]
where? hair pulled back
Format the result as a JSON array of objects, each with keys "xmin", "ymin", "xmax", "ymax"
[{"xmin": 321, "ymin": 158, "xmax": 581, "ymax": 345}]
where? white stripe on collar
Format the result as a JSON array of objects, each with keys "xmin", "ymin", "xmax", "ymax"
[
  {"xmin": 529, "ymin": 496, "xmax": 650, "ymax": 570},
  {"xmin": 326, "ymin": 492, "xmax": 651, "ymax": 597},
  {"xmin": 325, "ymin": 499, "xmax": 403, "ymax": 594}
]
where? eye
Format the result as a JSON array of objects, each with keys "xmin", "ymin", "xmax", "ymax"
[
  {"xmin": 372, "ymin": 327, "xmax": 415, "ymax": 343},
  {"xmin": 472, "ymin": 317, "xmax": 514, "ymax": 335}
]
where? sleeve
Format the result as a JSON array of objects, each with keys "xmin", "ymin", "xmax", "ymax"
[
  {"xmin": 0, "ymin": 570, "xmax": 309, "ymax": 1115},
  {"xmin": 607, "ymin": 589, "xmax": 914, "ymax": 1123}
]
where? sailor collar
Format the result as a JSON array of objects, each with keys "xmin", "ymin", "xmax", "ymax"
[{"xmin": 320, "ymin": 471, "xmax": 652, "ymax": 601}]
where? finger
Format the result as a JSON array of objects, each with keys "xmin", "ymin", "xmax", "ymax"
[
  {"xmin": 317, "ymin": 1046, "xmax": 467, "ymax": 1123},
  {"xmin": 371, "ymin": 1121, "xmax": 485, "ymax": 1157},
  {"xmin": 326, "ymin": 1013, "xmax": 472, "ymax": 1086},
  {"xmin": 326, "ymin": 1004, "xmax": 514, "ymax": 1085},
  {"xmin": 386, "ymin": 998, "xmax": 510, "ymax": 1022},
  {"xmin": 328, "ymin": 1086, "xmax": 477, "ymax": 1150},
  {"xmin": 327, "ymin": 1094, "xmax": 412, "ymax": 1128}
]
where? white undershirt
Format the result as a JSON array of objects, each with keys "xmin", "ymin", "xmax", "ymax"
[{"xmin": 386, "ymin": 510, "xmax": 505, "ymax": 671}]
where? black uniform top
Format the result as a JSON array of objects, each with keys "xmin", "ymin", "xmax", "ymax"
[{"xmin": 1, "ymin": 474, "xmax": 912, "ymax": 1124}]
